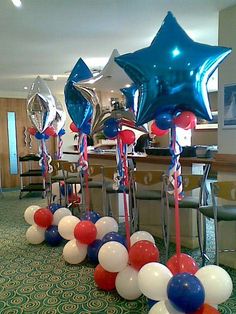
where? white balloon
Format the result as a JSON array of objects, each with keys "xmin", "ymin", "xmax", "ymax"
[
  {"xmin": 52, "ymin": 207, "xmax": 72, "ymax": 225},
  {"xmin": 130, "ymin": 231, "xmax": 155, "ymax": 246},
  {"xmin": 24, "ymin": 205, "xmax": 40, "ymax": 225},
  {"xmin": 115, "ymin": 265, "xmax": 142, "ymax": 300},
  {"xmin": 63, "ymin": 239, "xmax": 87, "ymax": 264},
  {"xmin": 98, "ymin": 241, "xmax": 128, "ymax": 272},
  {"xmin": 149, "ymin": 300, "xmax": 184, "ymax": 314},
  {"xmin": 138, "ymin": 262, "xmax": 173, "ymax": 301},
  {"xmin": 58, "ymin": 216, "xmax": 80, "ymax": 240},
  {"xmin": 195, "ymin": 265, "xmax": 233, "ymax": 305},
  {"xmin": 95, "ymin": 217, "xmax": 118, "ymax": 239},
  {"xmin": 26, "ymin": 224, "xmax": 45, "ymax": 244}
]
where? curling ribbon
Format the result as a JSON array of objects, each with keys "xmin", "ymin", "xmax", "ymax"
[
  {"xmin": 117, "ymin": 134, "xmax": 131, "ymax": 251},
  {"xmin": 39, "ymin": 139, "xmax": 53, "ymax": 177},
  {"xmin": 57, "ymin": 135, "xmax": 63, "ymax": 159},
  {"xmin": 168, "ymin": 126, "xmax": 183, "ymax": 200}
]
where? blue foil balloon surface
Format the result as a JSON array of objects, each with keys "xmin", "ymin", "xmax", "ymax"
[
  {"xmin": 115, "ymin": 11, "xmax": 231, "ymax": 126},
  {"xmin": 120, "ymin": 84, "xmax": 137, "ymax": 112},
  {"xmin": 64, "ymin": 58, "xmax": 93, "ymax": 134}
]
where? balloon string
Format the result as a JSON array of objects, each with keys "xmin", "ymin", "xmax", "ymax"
[
  {"xmin": 57, "ymin": 135, "xmax": 63, "ymax": 159},
  {"xmin": 41, "ymin": 139, "xmax": 48, "ymax": 177},
  {"xmin": 84, "ymin": 135, "xmax": 90, "ymax": 211},
  {"xmin": 118, "ymin": 135, "xmax": 131, "ymax": 251}
]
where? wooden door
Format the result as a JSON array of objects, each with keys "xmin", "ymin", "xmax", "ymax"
[{"xmin": 0, "ymin": 98, "xmax": 55, "ymax": 188}]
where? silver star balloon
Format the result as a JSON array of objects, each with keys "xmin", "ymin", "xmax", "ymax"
[
  {"xmin": 52, "ymin": 97, "xmax": 66, "ymax": 135},
  {"xmin": 27, "ymin": 76, "xmax": 56, "ymax": 133}
]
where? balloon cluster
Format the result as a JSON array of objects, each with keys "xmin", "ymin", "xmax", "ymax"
[
  {"xmin": 151, "ymin": 110, "xmax": 197, "ymax": 138},
  {"xmin": 95, "ymin": 230, "xmax": 159, "ymax": 300},
  {"xmin": 140, "ymin": 261, "xmax": 233, "ymax": 314},
  {"xmin": 28, "ymin": 125, "xmax": 65, "ymax": 141},
  {"xmin": 24, "ymin": 204, "xmax": 72, "ymax": 246},
  {"xmin": 102, "ymin": 117, "xmax": 136, "ymax": 145}
]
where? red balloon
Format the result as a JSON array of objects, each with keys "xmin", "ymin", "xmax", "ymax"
[
  {"xmin": 70, "ymin": 122, "xmax": 79, "ymax": 133},
  {"xmin": 119, "ymin": 130, "xmax": 136, "ymax": 145},
  {"xmin": 151, "ymin": 122, "xmax": 169, "ymax": 136},
  {"xmin": 94, "ymin": 264, "xmax": 118, "ymax": 291},
  {"xmin": 28, "ymin": 127, "xmax": 37, "ymax": 136},
  {"xmin": 191, "ymin": 304, "xmax": 220, "ymax": 314},
  {"xmin": 167, "ymin": 253, "xmax": 199, "ymax": 275},
  {"xmin": 174, "ymin": 111, "xmax": 197, "ymax": 130},
  {"xmin": 74, "ymin": 220, "xmax": 97, "ymax": 245},
  {"xmin": 44, "ymin": 126, "xmax": 56, "ymax": 137},
  {"xmin": 68, "ymin": 193, "xmax": 81, "ymax": 204},
  {"xmin": 34, "ymin": 208, "xmax": 53, "ymax": 228},
  {"xmin": 129, "ymin": 240, "xmax": 159, "ymax": 270}
]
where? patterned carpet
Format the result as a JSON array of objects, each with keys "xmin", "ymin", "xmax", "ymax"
[{"xmin": 0, "ymin": 191, "xmax": 235, "ymax": 313}]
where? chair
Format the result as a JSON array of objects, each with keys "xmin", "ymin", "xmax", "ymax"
[
  {"xmin": 102, "ymin": 166, "xmax": 131, "ymax": 225},
  {"xmin": 49, "ymin": 160, "xmax": 68, "ymax": 204},
  {"xmin": 199, "ymin": 181, "xmax": 236, "ymax": 265},
  {"xmin": 165, "ymin": 174, "xmax": 207, "ymax": 260},
  {"xmin": 131, "ymin": 170, "xmax": 165, "ymax": 238},
  {"xmin": 61, "ymin": 161, "xmax": 82, "ymax": 206},
  {"xmin": 81, "ymin": 164, "xmax": 104, "ymax": 214}
]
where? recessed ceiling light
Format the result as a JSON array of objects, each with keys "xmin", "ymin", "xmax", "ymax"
[
  {"xmin": 23, "ymin": 86, "xmax": 28, "ymax": 90},
  {"xmin": 52, "ymin": 75, "xmax": 58, "ymax": 81},
  {"xmin": 125, "ymin": 84, "xmax": 131, "ymax": 88},
  {"xmin": 110, "ymin": 90, "xmax": 114, "ymax": 93},
  {"xmin": 11, "ymin": 0, "xmax": 22, "ymax": 8}
]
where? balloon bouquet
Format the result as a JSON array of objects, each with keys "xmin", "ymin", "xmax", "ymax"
[
  {"xmin": 27, "ymin": 79, "xmax": 66, "ymax": 161},
  {"xmin": 115, "ymin": 11, "xmax": 233, "ymax": 313}
]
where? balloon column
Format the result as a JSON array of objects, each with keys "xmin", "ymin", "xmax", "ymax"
[
  {"xmin": 115, "ymin": 12, "xmax": 231, "ymax": 313},
  {"xmin": 115, "ymin": 10, "xmax": 231, "ymax": 270},
  {"xmin": 64, "ymin": 58, "xmax": 96, "ymax": 211},
  {"xmin": 24, "ymin": 204, "xmax": 72, "ymax": 246},
  {"xmin": 27, "ymin": 76, "xmax": 57, "ymax": 176}
]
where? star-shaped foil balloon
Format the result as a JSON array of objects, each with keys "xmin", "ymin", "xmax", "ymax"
[
  {"xmin": 115, "ymin": 11, "xmax": 232, "ymax": 126},
  {"xmin": 120, "ymin": 84, "xmax": 137, "ymax": 112},
  {"xmin": 52, "ymin": 97, "xmax": 66, "ymax": 135},
  {"xmin": 64, "ymin": 58, "xmax": 93, "ymax": 134},
  {"xmin": 27, "ymin": 76, "xmax": 56, "ymax": 133}
]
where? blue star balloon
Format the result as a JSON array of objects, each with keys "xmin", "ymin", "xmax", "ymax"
[
  {"xmin": 115, "ymin": 11, "xmax": 231, "ymax": 126},
  {"xmin": 120, "ymin": 84, "xmax": 137, "ymax": 112},
  {"xmin": 64, "ymin": 58, "xmax": 93, "ymax": 134}
]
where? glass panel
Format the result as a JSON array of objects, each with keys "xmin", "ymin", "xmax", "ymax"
[{"xmin": 7, "ymin": 112, "xmax": 18, "ymax": 175}]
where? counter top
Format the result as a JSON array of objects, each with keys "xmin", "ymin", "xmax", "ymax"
[{"xmin": 63, "ymin": 151, "xmax": 236, "ymax": 172}]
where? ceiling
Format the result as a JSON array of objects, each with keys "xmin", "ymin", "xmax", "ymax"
[{"xmin": 0, "ymin": 0, "xmax": 236, "ymax": 98}]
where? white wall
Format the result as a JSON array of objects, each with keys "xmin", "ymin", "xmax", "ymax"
[{"xmin": 218, "ymin": 5, "xmax": 236, "ymax": 153}]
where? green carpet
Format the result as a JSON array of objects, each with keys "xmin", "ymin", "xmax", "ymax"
[{"xmin": 0, "ymin": 191, "xmax": 235, "ymax": 313}]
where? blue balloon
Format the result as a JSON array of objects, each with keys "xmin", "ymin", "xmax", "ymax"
[
  {"xmin": 115, "ymin": 11, "xmax": 231, "ymax": 126},
  {"xmin": 103, "ymin": 123, "xmax": 119, "ymax": 139},
  {"xmin": 64, "ymin": 58, "xmax": 93, "ymax": 134},
  {"xmin": 155, "ymin": 112, "xmax": 173, "ymax": 130},
  {"xmin": 58, "ymin": 128, "xmax": 66, "ymax": 136},
  {"xmin": 35, "ymin": 132, "xmax": 45, "ymax": 140},
  {"xmin": 80, "ymin": 211, "xmax": 101, "ymax": 224},
  {"xmin": 167, "ymin": 273, "xmax": 205, "ymax": 313},
  {"xmin": 45, "ymin": 226, "xmax": 63, "ymax": 246},
  {"xmin": 102, "ymin": 232, "xmax": 126, "ymax": 246},
  {"xmin": 104, "ymin": 118, "xmax": 118, "ymax": 128},
  {"xmin": 120, "ymin": 84, "xmax": 137, "ymax": 112},
  {"xmin": 87, "ymin": 239, "xmax": 103, "ymax": 264},
  {"xmin": 48, "ymin": 203, "xmax": 61, "ymax": 214},
  {"xmin": 147, "ymin": 298, "xmax": 158, "ymax": 310}
]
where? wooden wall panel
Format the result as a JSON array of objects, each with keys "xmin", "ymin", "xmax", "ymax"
[{"xmin": 0, "ymin": 98, "xmax": 55, "ymax": 188}]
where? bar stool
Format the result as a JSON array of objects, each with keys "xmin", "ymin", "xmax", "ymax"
[
  {"xmin": 102, "ymin": 166, "xmax": 130, "ymax": 225},
  {"xmin": 81, "ymin": 164, "xmax": 104, "ymax": 214},
  {"xmin": 61, "ymin": 161, "xmax": 82, "ymax": 206},
  {"xmin": 50, "ymin": 160, "xmax": 68, "ymax": 204},
  {"xmin": 165, "ymin": 174, "xmax": 207, "ymax": 260},
  {"xmin": 131, "ymin": 170, "xmax": 166, "ymax": 237},
  {"xmin": 199, "ymin": 181, "xmax": 236, "ymax": 265}
]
